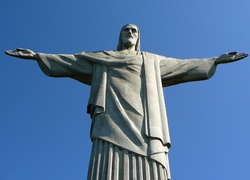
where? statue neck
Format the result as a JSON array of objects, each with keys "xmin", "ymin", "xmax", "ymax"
[{"xmin": 121, "ymin": 44, "xmax": 136, "ymax": 51}]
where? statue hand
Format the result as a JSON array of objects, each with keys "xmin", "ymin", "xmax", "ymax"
[
  {"xmin": 5, "ymin": 48, "xmax": 39, "ymax": 60},
  {"xmin": 215, "ymin": 52, "xmax": 248, "ymax": 65}
]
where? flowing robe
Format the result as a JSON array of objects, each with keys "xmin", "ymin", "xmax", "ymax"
[{"xmin": 37, "ymin": 50, "xmax": 217, "ymax": 179}]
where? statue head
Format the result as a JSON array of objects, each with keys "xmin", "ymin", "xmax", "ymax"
[{"xmin": 117, "ymin": 24, "xmax": 140, "ymax": 51}]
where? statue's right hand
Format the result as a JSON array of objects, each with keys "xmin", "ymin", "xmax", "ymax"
[{"xmin": 5, "ymin": 48, "xmax": 38, "ymax": 60}]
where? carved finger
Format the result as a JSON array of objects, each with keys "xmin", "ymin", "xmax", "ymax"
[
  {"xmin": 228, "ymin": 52, "xmax": 237, "ymax": 55},
  {"xmin": 242, "ymin": 53, "xmax": 249, "ymax": 57},
  {"xmin": 16, "ymin": 48, "xmax": 26, "ymax": 51},
  {"xmin": 5, "ymin": 50, "xmax": 15, "ymax": 56},
  {"xmin": 236, "ymin": 54, "xmax": 247, "ymax": 60}
]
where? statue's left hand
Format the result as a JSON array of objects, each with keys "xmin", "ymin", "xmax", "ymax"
[
  {"xmin": 215, "ymin": 52, "xmax": 248, "ymax": 65},
  {"xmin": 5, "ymin": 48, "xmax": 39, "ymax": 60}
]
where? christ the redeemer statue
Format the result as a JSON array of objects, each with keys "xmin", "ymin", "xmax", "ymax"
[{"xmin": 5, "ymin": 24, "xmax": 248, "ymax": 180}]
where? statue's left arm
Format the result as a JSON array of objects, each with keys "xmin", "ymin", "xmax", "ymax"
[{"xmin": 159, "ymin": 52, "xmax": 248, "ymax": 87}]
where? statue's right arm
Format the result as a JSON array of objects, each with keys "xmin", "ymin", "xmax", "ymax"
[
  {"xmin": 5, "ymin": 48, "xmax": 40, "ymax": 61},
  {"xmin": 5, "ymin": 48, "xmax": 94, "ymax": 85}
]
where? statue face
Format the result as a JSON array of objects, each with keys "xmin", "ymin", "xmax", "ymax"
[{"xmin": 121, "ymin": 25, "xmax": 138, "ymax": 49}]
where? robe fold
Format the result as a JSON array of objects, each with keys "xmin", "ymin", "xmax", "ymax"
[{"xmin": 37, "ymin": 50, "xmax": 217, "ymax": 179}]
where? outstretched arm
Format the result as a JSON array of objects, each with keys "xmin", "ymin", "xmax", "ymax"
[
  {"xmin": 215, "ymin": 52, "xmax": 248, "ymax": 65},
  {"xmin": 5, "ymin": 48, "xmax": 40, "ymax": 60},
  {"xmin": 5, "ymin": 48, "xmax": 94, "ymax": 85},
  {"xmin": 159, "ymin": 51, "xmax": 248, "ymax": 87}
]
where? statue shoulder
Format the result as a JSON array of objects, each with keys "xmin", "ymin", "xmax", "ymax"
[
  {"xmin": 75, "ymin": 50, "xmax": 116, "ymax": 58},
  {"xmin": 142, "ymin": 51, "xmax": 166, "ymax": 60}
]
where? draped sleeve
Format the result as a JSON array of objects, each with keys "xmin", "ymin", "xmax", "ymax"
[
  {"xmin": 159, "ymin": 55, "xmax": 217, "ymax": 87},
  {"xmin": 37, "ymin": 53, "xmax": 94, "ymax": 85}
]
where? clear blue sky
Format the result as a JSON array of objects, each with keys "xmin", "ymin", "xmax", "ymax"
[{"xmin": 1, "ymin": 1, "xmax": 250, "ymax": 180}]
